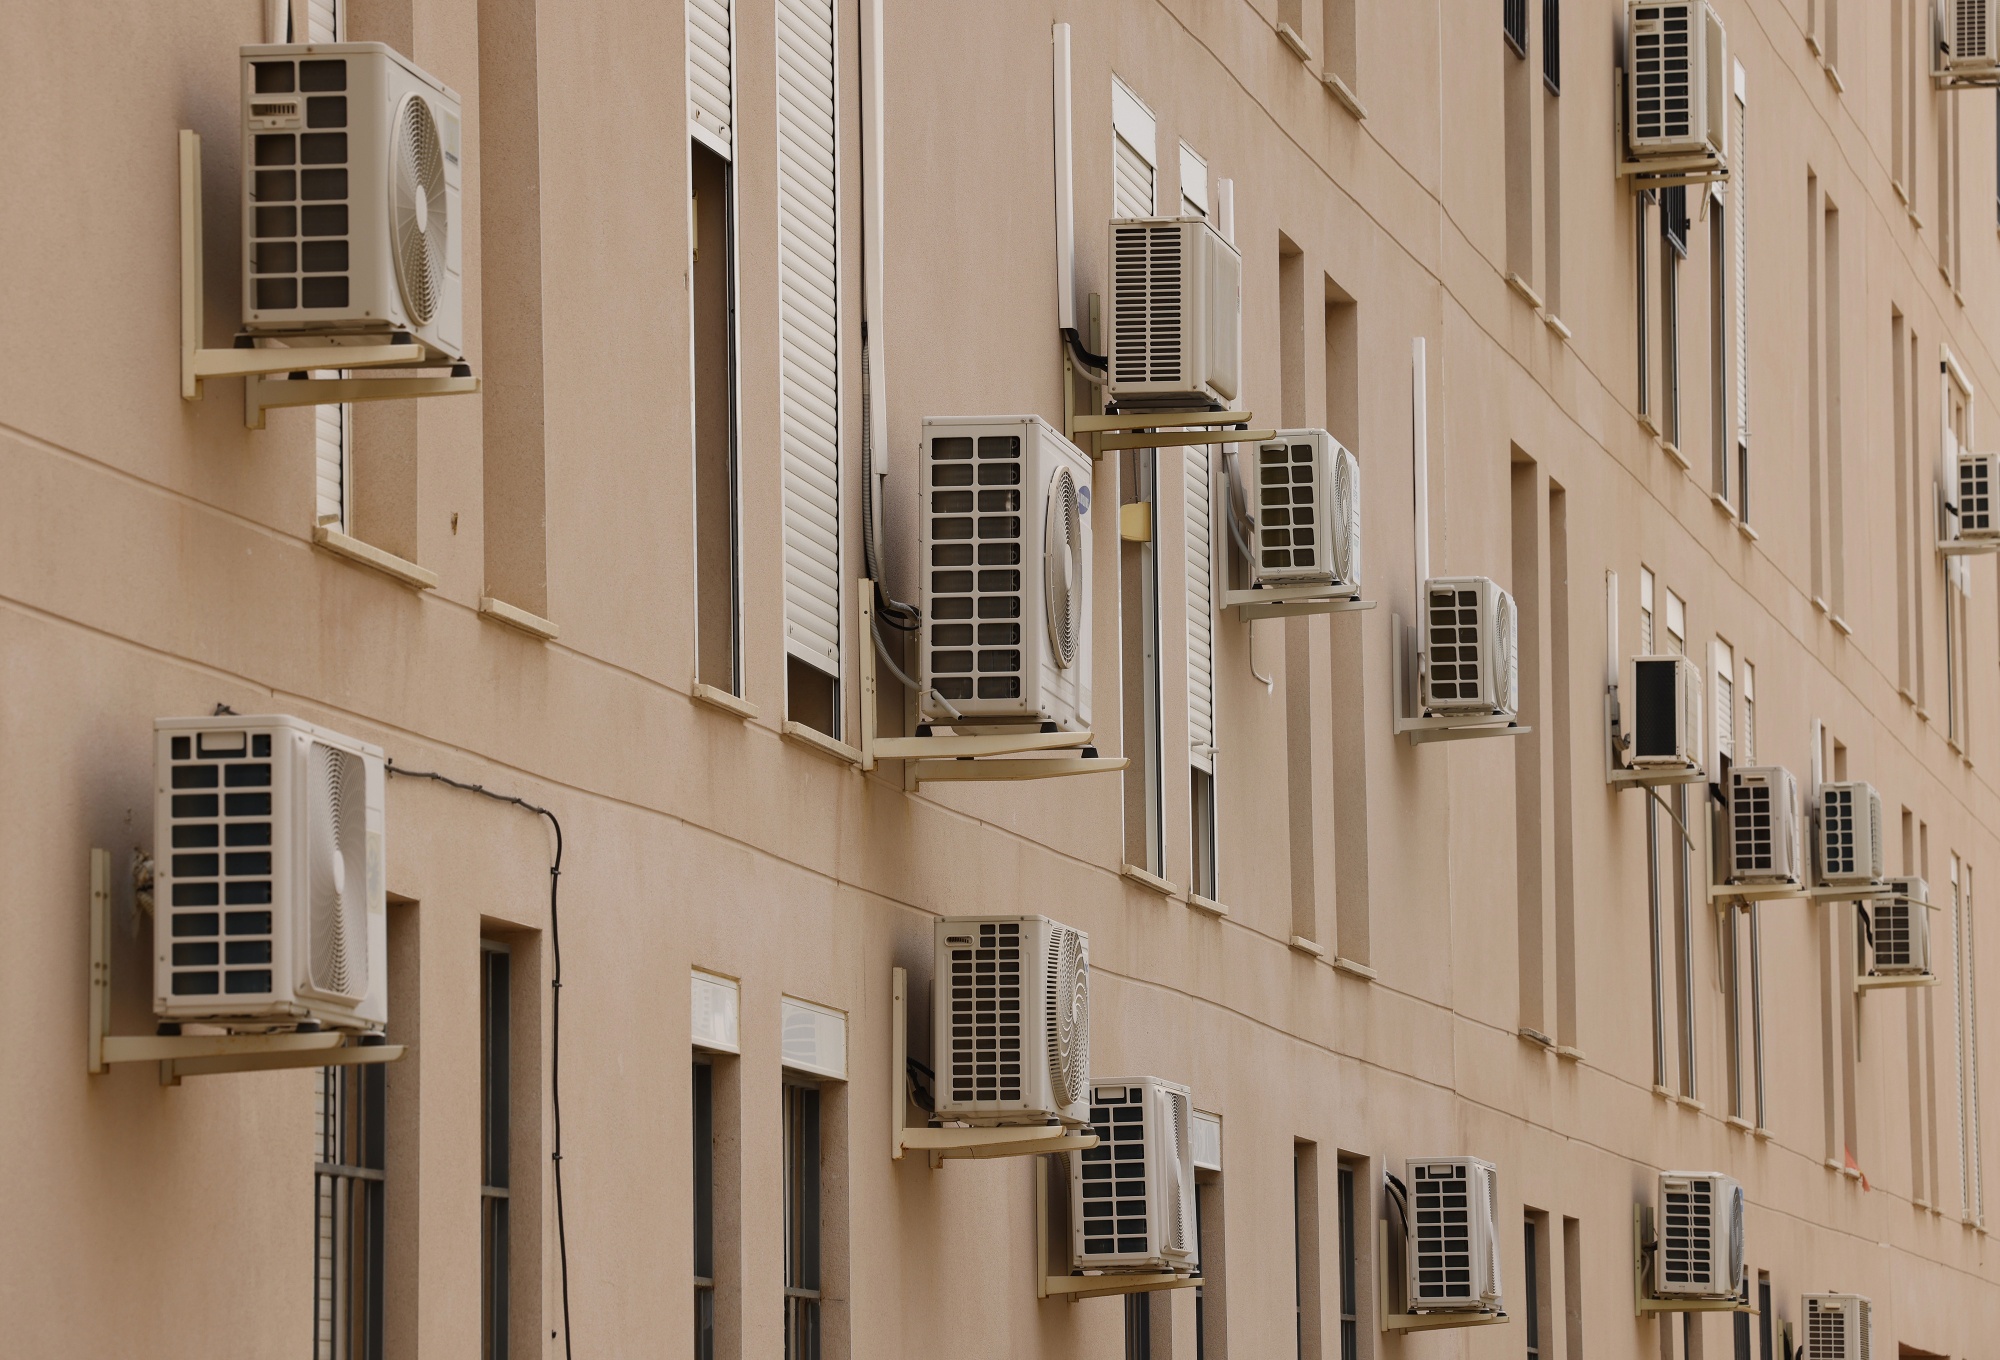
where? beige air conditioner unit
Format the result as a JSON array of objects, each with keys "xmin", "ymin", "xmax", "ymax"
[
  {"xmin": 932, "ymin": 915, "xmax": 1090, "ymax": 1128},
  {"xmin": 1727, "ymin": 766, "xmax": 1802, "ymax": 887},
  {"xmin": 1801, "ymin": 1293, "xmax": 1871, "ymax": 1360},
  {"xmin": 918, "ymin": 416, "xmax": 1093, "ymax": 731},
  {"xmin": 1956, "ymin": 452, "xmax": 2000, "ymax": 540},
  {"xmin": 1816, "ymin": 781, "xmax": 1884, "ymax": 887},
  {"xmin": 1869, "ymin": 876, "xmax": 1933, "ymax": 976},
  {"xmin": 1106, "ymin": 217, "xmax": 1242, "ymax": 409},
  {"xmin": 1631, "ymin": 655, "xmax": 1703, "ymax": 770},
  {"xmin": 1655, "ymin": 1171, "xmax": 1744, "ymax": 1300},
  {"xmin": 1404, "ymin": 1157, "xmax": 1503, "ymax": 1312},
  {"xmin": 1422, "ymin": 577, "xmax": 1518, "ymax": 718},
  {"xmin": 1246, "ymin": 430, "xmax": 1362, "ymax": 595},
  {"xmin": 1625, "ymin": 1, "xmax": 1728, "ymax": 163},
  {"xmin": 1941, "ymin": 0, "xmax": 2000, "ymax": 75},
  {"xmin": 241, "ymin": 43, "xmax": 464, "ymax": 362},
  {"xmin": 1070, "ymin": 1076, "xmax": 1199, "ymax": 1276},
  {"xmin": 154, "ymin": 715, "xmax": 386, "ymax": 1031}
]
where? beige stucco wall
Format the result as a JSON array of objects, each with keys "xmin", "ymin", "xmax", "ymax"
[{"xmin": 4, "ymin": 0, "xmax": 1999, "ymax": 1356}]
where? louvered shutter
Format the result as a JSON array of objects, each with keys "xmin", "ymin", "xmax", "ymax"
[
  {"xmin": 1732, "ymin": 86, "xmax": 1748, "ymax": 446},
  {"xmin": 688, "ymin": 0, "xmax": 733, "ymax": 156},
  {"xmin": 777, "ymin": 0, "xmax": 842, "ymax": 676},
  {"xmin": 314, "ymin": 392, "xmax": 347, "ymax": 528},
  {"xmin": 1112, "ymin": 79, "xmax": 1156, "ymax": 218},
  {"xmin": 1186, "ymin": 447, "xmax": 1215, "ymax": 771},
  {"xmin": 306, "ymin": 0, "xmax": 340, "ymax": 42}
]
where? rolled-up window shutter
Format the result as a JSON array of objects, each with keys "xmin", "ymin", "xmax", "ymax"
[
  {"xmin": 306, "ymin": 0, "xmax": 340, "ymax": 42},
  {"xmin": 314, "ymin": 394, "xmax": 348, "ymax": 528},
  {"xmin": 777, "ymin": 0, "xmax": 841, "ymax": 676},
  {"xmin": 1112, "ymin": 79, "xmax": 1156, "ymax": 218},
  {"xmin": 688, "ymin": 0, "xmax": 733, "ymax": 157},
  {"xmin": 1186, "ymin": 447, "xmax": 1215, "ymax": 771}
]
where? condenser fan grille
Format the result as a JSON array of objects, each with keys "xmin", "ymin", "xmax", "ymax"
[
  {"xmin": 1332, "ymin": 448, "xmax": 1361, "ymax": 584},
  {"xmin": 1631, "ymin": 5, "xmax": 1694, "ymax": 143},
  {"xmin": 1412, "ymin": 1163, "xmax": 1474, "ymax": 1301},
  {"xmin": 390, "ymin": 93, "xmax": 446, "ymax": 325},
  {"xmin": 1732, "ymin": 778, "xmax": 1776, "ymax": 872},
  {"xmin": 947, "ymin": 921, "xmax": 1023, "ymax": 1104},
  {"xmin": 1078, "ymin": 1085, "xmax": 1150, "ymax": 1258},
  {"xmin": 163, "ymin": 731, "xmax": 278, "ymax": 1000},
  {"xmin": 926, "ymin": 435, "xmax": 1027, "ymax": 703},
  {"xmin": 1045, "ymin": 467, "xmax": 1081, "ymax": 669},
  {"xmin": 1048, "ymin": 926, "xmax": 1088, "ymax": 1108},
  {"xmin": 307, "ymin": 742, "xmax": 369, "ymax": 1001},
  {"xmin": 1661, "ymin": 1179, "xmax": 1713, "ymax": 1287},
  {"xmin": 1427, "ymin": 587, "xmax": 1484, "ymax": 704}
]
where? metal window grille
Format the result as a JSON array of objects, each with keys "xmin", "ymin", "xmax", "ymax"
[
  {"xmin": 694, "ymin": 1061, "xmax": 716, "ymax": 1360},
  {"xmin": 1505, "ymin": 0, "xmax": 1529, "ymax": 56},
  {"xmin": 1125, "ymin": 1292, "xmax": 1152, "ymax": 1359},
  {"xmin": 481, "ymin": 945, "xmax": 511, "ymax": 1360},
  {"xmin": 1542, "ymin": 0, "xmax": 1561, "ymax": 91},
  {"xmin": 1338, "ymin": 1165, "xmax": 1358, "ymax": 1360},
  {"xmin": 783, "ymin": 1084, "xmax": 822, "ymax": 1360},
  {"xmin": 314, "ymin": 1061, "xmax": 385, "ymax": 1360},
  {"xmin": 1524, "ymin": 1218, "xmax": 1542, "ymax": 1359}
]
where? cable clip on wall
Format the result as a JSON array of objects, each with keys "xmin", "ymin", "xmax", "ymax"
[
  {"xmin": 85, "ymin": 848, "xmax": 403, "ymax": 1086},
  {"xmin": 177, "ymin": 130, "xmax": 478, "ymax": 429}
]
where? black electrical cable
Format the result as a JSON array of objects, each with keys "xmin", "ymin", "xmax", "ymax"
[{"xmin": 386, "ymin": 761, "xmax": 573, "ymax": 1360}]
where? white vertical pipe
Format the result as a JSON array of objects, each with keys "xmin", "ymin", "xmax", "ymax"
[
  {"xmin": 265, "ymin": 0, "xmax": 289, "ymax": 42},
  {"xmin": 1051, "ymin": 24, "xmax": 1076, "ymax": 332},
  {"xmin": 1216, "ymin": 178, "xmax": 1235, "ymax": 246},
  {"xmin": 1605, "ymin": 570, "xmax": 1620, "ymax": 693},
  {"xmin": 1411, "ymin": 337, "xmax": 1431, "ymax": 611},
  {"xmin": 860, "ymin": 0, "xmax": 890, "ymax": 550}
]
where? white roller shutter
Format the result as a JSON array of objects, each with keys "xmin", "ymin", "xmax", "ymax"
[
  {"xmin": 306, "ymin": 0, "xmax": 341, "ymax": 42},
  {"xmin": 313, "ymin": 389, "xmax": 348, "ymax": 528},
  {"xmin": 1732, "ymin": 74, "xmax": 1748, "ymax": 447},
  {"xmin": 688, "ymin": 0, "xmax": 733, "ymax": 156},
  {"xmin": 1187, "ymin": 447, "xmax": 1215, "ymax": 771},
  {"xmin": 777, "ymin": 0, "xmax": 842, "ymax": 676},
  {"xmin": 1112, "ymin": 78, "xmax": 1156, "ymax": 217}
]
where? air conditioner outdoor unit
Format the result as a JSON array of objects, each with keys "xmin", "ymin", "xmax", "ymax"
[
  {"xmin": 1655, "ymin": 1171, "xmax": 1744, "ymax": 1300},
  {"xmin": 1957, "ymin": 452, "xmax": 2000, "ymax": 540},
  {"xmin": 154, "ymin": 715, "xmax": 386, "ymax": 1031},
  {"xmin": 1816, "ymin": 781, "xmax": 1885, "ymax": 887},
  {"xmin": 1244, "ymin": 430, "xmax": 1362, "ymax": 595},
  {"xmin": 1625, "ymin": 1, "xmax": 1729, "ymax": 163},
  {"xmin": 1631, "ymin": 655, "xmax": 1704, "ymax": 770},
  {"xmin": 1070, "ymin": 1076, "xmax": 1200, "ymax": 1276},
  {"xmin": 932, "ymin": 915, "xmax": 1090, "ymax": 1128},
  {"xmin": 918, "ymin": 417, "xmax": 1092, "ymax": 731},
  {"xmin": 1801, "ymin": 1293, "xmax": 1871, "ymax": 1360},
  {"xmin": 1404, "ymin": 1156, "xmax": 1504, "ymax": 1312},
  {"xmin": 1106, "ymin": 217, "xmax": 1242, "ymax": 409},
  {"xmin": 241, "ymin": 43, "xmax": 464, "ymax": 362},
  {"xmin": 1870, "ymin": 876, "xmax": 1932, "ymax": 976},
  {"xmin": 1422, "ymin": 577, "xmax": 1519, "ymax": 718},
  {"xmin": 1940, "ymin": 0, "xmax": 2000, "ymax": 74},
  {"xmin": 1727, "ymin": 766, "xmax": 1802, "ymax": 887}
]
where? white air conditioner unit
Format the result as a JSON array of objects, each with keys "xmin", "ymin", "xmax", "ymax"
[
  {"xmin": 918, "ymin": 417, "xmax": 1093, "ymax": 731},
  {"xmin": 1817, "ymin": 781, "xmax": 1885, "ymax": 887},
  {"xmin": 241, "ymin": 43, "xmax": 464, "ymax": 362},
  {"xmin": 1727, "ymin": 766, "xmax": 1802, "ymax": 887},
  {"xmin": 1802, "ymin": 1293, "xmax": 1872, "ymax": 1360},
  {"xmin": 1941, "ymin": 0, "xmax": 2000, "ymax": 74},
  {"xmin": 1956, "ymin": 452, "xmax": 2000, "ymax": 540},
  {"xmin": 1630, "ymin": 655, "xmax": 1704, "ymax": 770},
  {"xmin": 932, "ymin": 915, "xmax": 1090, "ymax": 1128},
  {"xmin": 1422, "ymin": 577, "xmax": 1518, "ymax": 718},
  {"xmin": 1625, "ymin": 2, "xmax": 1729, "ymax": 163},
  {"xmin": 154, "ymin": 715, "xmax": 386, "ymax": 1031},
  {"xmin": 1106, "ymin": 217, "xmax": 1242, "ymax": 409},
  {"xmin": 1405, "ymin": 1157, "xmax": 1504, "ymax": 1312},
  {"xmin": 1870, "ymin": 876, "xmax": 1932, "ymax": 976},
  {"xmin": 1070, "ymin": 1076, "xmax": 1200, "ymax": 1276},
  {"xmin": 1655, "ymin": 1171, "xmax": 1744, "ymax": 1300},
  {"xmin": 1245, "ymin": 430, "xmax": 1362, "ymax": 595}
]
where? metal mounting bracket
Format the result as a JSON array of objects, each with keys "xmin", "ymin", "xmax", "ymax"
[
  {"xmin": 858, "ymin": 582, "xmax": 1129, "ymax": 786},
  {"xmin": 87, "ymin": 848, "xmax": 404, "ymax": 1084},
  {"xmin": 1603, "ymin": 690, "xmax": 1706, "ymax": 788},
  {"xmin": 1391, "ymin": 613, "xmax": 1532, "ymax": 746},
  {"xmin": 1378, "ymin": 1220, "xmax": 1508, "ymax": 1330},
  {"xmin": 1937, "ymin": 538, "xmax": 2000, "ymax": 556},
  {"xmin": 1220, "ymin": 581, "xmax": 1376, "ymax": 623},
  {"xmin": 1034, "ymin": 1154, "xmax": 1198, "ymax": 1300},
  {"xmin": 1633, "ymin": 1206, "xmax": 1757, "ymax": 1316},
  {"xmin": 1070, "ymin": 409, "xmax": 1273, "ymax": 459},
  {"xmin": 890, "ymin": 967, "xmax": 1098, "ymax": 1168}
]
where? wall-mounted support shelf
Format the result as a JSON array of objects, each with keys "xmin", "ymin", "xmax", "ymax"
[
  {"xmin": 1391, "ymin": 614, "xmax": 1532, "ymax": 746},
  {"xmin": 1034, "ymin": 1153, "xmax": 1197, "ymax": 1300},
  {"xmin": 1069, "ymin": 410, "xmax": 1273, "ymax": 459},
  {"xmin": 858, "ymin": 582, "xmax": 1128, "ymax": 787},
  {"xmin": 1632, "ymin": 1206, "xmax": 1756, "ymax": 1316},
  {"xmin": 1377, "ymin": 1220, "xmax": 1507, "ymax": 1331},
  {"xmin": 1937, "ymin": 537, "xmax": 2000, "ymax": 557},
  {"xmin": 1933, "ymin": 66, "xmax": 2000, "ymax": 91},
  {"xmin": 179, "ymin": 130, "xmax": 477, "ymax": 423},
  {"xmin": 1220, "ymin": 583, "xmax": 1375, "ymax": 623},
  {"xmin": 87, "ymin": 848, "xmax": 403, "ymax": 1085},
  {"xmin": 1857, "ymin": 973, "xmax": 1940, "ymax": 991},
  {"xmin": 1708, "ymin": 882, "xmax": 1803, "ymax": 905},
  {"xmin": 889, "ymin": 967, "xmax": 1097, "ymax": 1168}
]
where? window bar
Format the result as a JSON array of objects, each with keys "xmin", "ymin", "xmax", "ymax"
[
  {"xmin": 1505, "ymin": 0, "xmax": 1528, "ymax": 56},
  {"xmin": 1542, "ymin": 0, "xmax": 1561, "ymax": 93}
]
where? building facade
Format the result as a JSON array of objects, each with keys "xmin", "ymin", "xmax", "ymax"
[{"xmin": 4, "ymin": 0, "xmax": 2000, "ymax": 1356}]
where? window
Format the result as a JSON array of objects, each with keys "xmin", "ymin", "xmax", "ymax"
[
  {"xmin": 315, "ymin": 1062, "xmax": 385, "ymax": 1360},
  {"xmin": 1180, "ymin": 143, "xmax": 1209, "ymax": 219},
  {"xmin": 1541, "ymin": 0, "xmax": 1560, "ymax": 92},
  {"xmin": 1710, "ymin": 184, "xmax": 1729, "ymax": 502},
  {"xmin": 1664, "ymin": 588, "xmax": 1686, "ymax": 655},
  {"xmin": 782, "ymin": 1082, "xmax": 822, "ymax": 1358},
  {"xmin": 693, "ymin": 1061, "xmax": 715, "ymax": 1360},
  {"xmin": 1732, "ymin": 68, "xmax": 1750, "ymax": 520},
  {"xmin": 1713, "ymin": 641, "xmax": 1734, "ymax": 768},
  {"xmin": 1950, "ymin": 856, "xmax": 1986, "ymax": 1223},
  {"xmin": 1504, "ymin": 0, "xmax": 1527, "ymax": 56},
  {"xmin": 481, "ymin": 944, "xmax": 512, "ymax": 1360},
  {"xmin": 1125, "ymin": 1294, "xmax": 1151, "ymax": 1359},
  {"xmin": 1740, "ymin": 661, "xmax": 1756, "ymax": 763},
  {"xmin": 1562, "ymin": 1218, "xmax": 1583, "ymax": 1360},
  {"xmin": 1639, "ymin": 567, "xmax": 1655, "ymax": 654},
  {"xmin": 1337, "ymin": 1161, "xmax": 1358, "ymax": 1360},
  {"xmin": 1808, "ymin": 182, "xmax": 1847, "ymax": 617},
  {"xmin": 1943, "ymin": 352, "xmax": 1974, "ymax": 747},
  {"xmin": 1660, "ymin": 186, "xmax": 1687, "ymax": 451},
  {"xmin": 1523, "ymin": 1216, "xmax": 1542, "ymax": 1360},
  {"xmin": 1294, "ymin": 1140, "xmax": 1321, "ymax": 1358},
  {"xmin": 777, "ymin": 0, "xmax": 843, "ymax": 735},
  {"xmin": 1637, "ymin": 192, "xmax": 1652, "ymax": 420},
  {"xmin": 1757, "ymin": 1271, "xmax": 1774, "ymax": 1360},
  {"xmin": 1323, "ymin": 0, "xmax": 1359, "ymax": 102},
  {"xmin": 689, "ymin": 0, "xmax": 740, "ymax": 694},
  {"xmin": 1112, "ymin": 79, "xmax": 1157, "ymax": 218},
  {"xmin": 1188, "ymin": 433, "xmax": 1218, "ymax": 900},
  {"xmin": 1193, "ymin": 1110, "xmax": 1226, "ymax": 1359}
]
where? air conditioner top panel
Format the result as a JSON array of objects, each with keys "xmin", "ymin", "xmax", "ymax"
[
  {"xmin": 1878, "ymin": 875, "xmax": 1929, "ymax": 902},
  {"xmin": 921, "ymin": 413, "xmax": 1082, "ymax": 451},
  {"xmin": 937, "ymin": 913, "xmax": 1073, "ymax": 930},
  {"xmin": 154, "ymin": 713, "xmax": 386, "ymax": 759},
  {"xmin": 1108, "ymin": 213, "xmax": 1244, "ymax": 255},
  {"xmin": 242, "ymin": 41, "xmax": 459, "ymax": 101},
  {"xmin": 1660, "ymin": 1168, "xmax": 1738, "ymax": 1183}
]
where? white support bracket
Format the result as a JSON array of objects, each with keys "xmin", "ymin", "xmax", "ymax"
[
  {"xmin": 1937, "ymin": 538, "xmax": 2000, "ymax": 557},
  {"xmin": 1220, "ymin": 582, "xmax": 1376, "ymax": 624},
  {"xmin": 1603, "ymin": 690, "xmax": 1707, "ymax": 789},
  {"xmin": 1069, "ymin": 410, "xmax": 1274, "ymax": 460},
  {"xmin": 890, "ymin": 967, "xmax": 1097, "ymax": 1168},
  {"xmin": 1857, "ymin": 973, "xmax": 1941, "ymax": 991},
  {"xmin": 1378, "ymin": 1220, "xmax": 1508, "ymax": 1331},
  {"xmin": 88, "ymin": 848, "xmax": 404, "ymax": 1084},
  {"xmin": 245, "ymin": 370, "xmax": 480, "ymax": 430},
  {"xmin": 1391, "ymin": 613, "xmax": 1532, "ymax": 746},
  {"xmin": 858, "ymin": 582, "xmax": 1129, "ymax": 786},
  {"xmin": 179, "ymin": 130, "xmax": 477, "ymax": 418},
  {"xmin": 1035, "ymin": 1154, "xmax": 1198, "ymax": 1301},
  {"xmin": 1633, "ymin": 1206, "xmax": 1756, "ymax": 1316}
]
